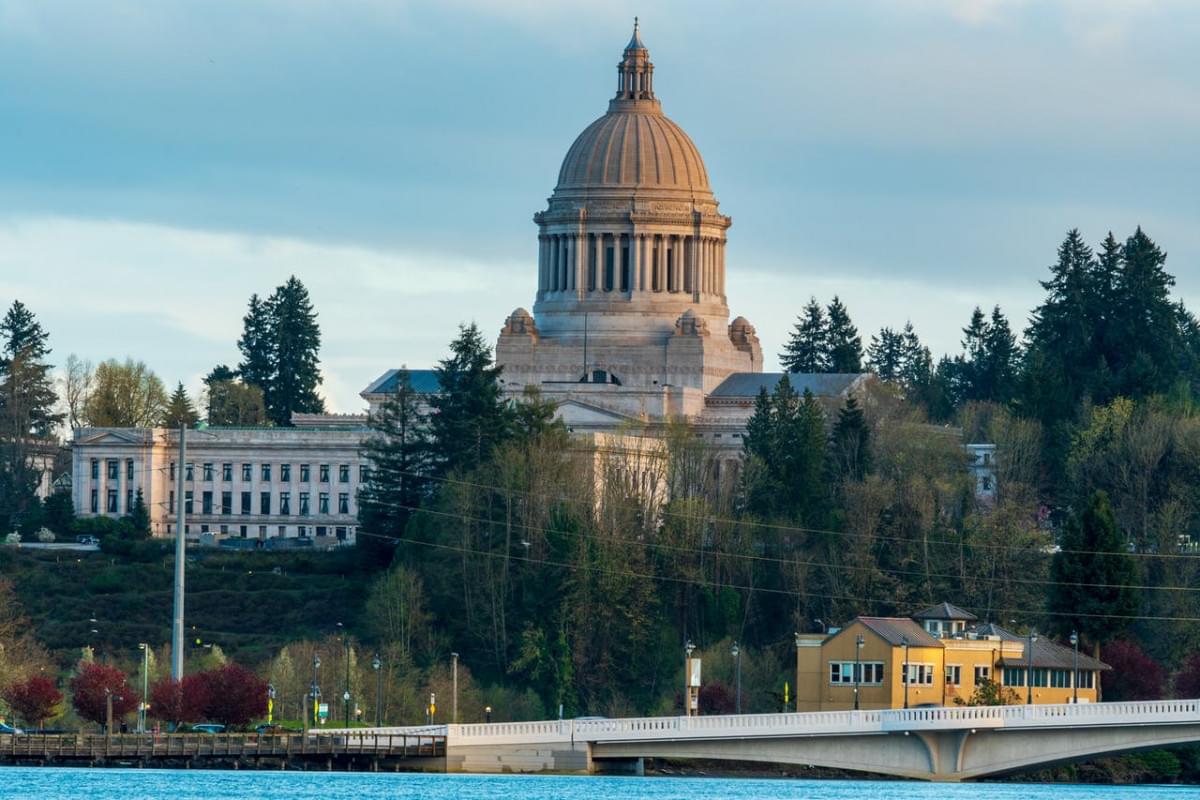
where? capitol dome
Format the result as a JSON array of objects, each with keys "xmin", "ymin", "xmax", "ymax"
[{"xmin": 556, "ymin": 111, "xmax": 710, "ymax": 194}]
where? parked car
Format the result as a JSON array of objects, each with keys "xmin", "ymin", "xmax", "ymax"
[
  {"xmin": 255, "ymin": 723, "xmax": 295, "ymax": 735},
  {"xmin": 0, "ymin": 722, "xmax": 25, "ymax": 734},
  {"xmin": 190, "ymin": 723, "xmax": 226, "ymax": 734}
]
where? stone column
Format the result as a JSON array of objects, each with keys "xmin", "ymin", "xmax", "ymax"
[
  {"xmin": 630, "ymin": 232, "xmax": 641, "ymax": 296},
  {"xmin": 718, "ymin": 239, "xmax": 725, "ymax": 297},
  {"xmin": 567, "ymin": 235, "xmax": 576, "ymax": 292},
  {"xmin": 592, "ymin": 233, "xmax": 602, "ymax": 294},
  {"xmin": 575, "ymin": 232, "xmax": 585, "ymax": 298}
]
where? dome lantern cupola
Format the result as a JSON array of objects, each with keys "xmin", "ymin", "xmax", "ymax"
[{"xmin": 613, "ymin": 18, "xmax": 656, "ymax": 109}]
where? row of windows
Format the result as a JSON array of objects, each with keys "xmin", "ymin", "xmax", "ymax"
[
  {"xmin": 166, "ymin": 523, "xmax": 352, "ymax": 540},
  {"xmin": 902, "ymin": 663, "xmax": 936, "ymax": 686},
  {"xmin": 169, "ymin": 462, "xmax": 360, "ymax": 484},
  {"xmin": 90, "ymin": 489, "xmax": 134, "ymax": 514},
  {"xmin": 91, "ymin": 459, "xmax": 135, "ymax": 482},
  {"xmin": 170, "ymin": 490, "xmax": 352, "ymax": 517},
  {"xmin": 1001, "ymin": 667, "xmax": 1094, "ymax": 688},
  {"xmin": 829, "ymin": 662, "xmax": 885, "ymax": 685}
]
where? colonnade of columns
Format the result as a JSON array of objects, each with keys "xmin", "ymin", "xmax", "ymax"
[{"xmin": 537, "ymin": 232, "xmax": 725, "ymax": 299}]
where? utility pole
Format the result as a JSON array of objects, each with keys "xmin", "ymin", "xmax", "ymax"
[
  {"xmin": 451, "ymin": 652, "xmax": 459, "ymax": 724},
  {"xmin": 171, "ymin": 424, "xmax": 187, "ymax": 681}
]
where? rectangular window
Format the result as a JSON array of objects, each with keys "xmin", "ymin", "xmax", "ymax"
[
  {"xmin": 336, "ymin": 526, "xmax": 347, "ymax": 541},
  {"xmin": 126, "ymin": 459, "xmax": 134, "ymax": 481},
  {"xmin": 316, "ymin": 525, "xmax": 328, "ymax": 537},
  {"xmin": 299, "ymin": 492, "xmax": 310, "ymax": 516},
  {"xmin": 318, "ymin": 492, "xmax": 329, "ymax": 514},
  {"xmin": 360, "ymin": 465, "xmax": 368, "ymax": 483},
  {"xmin": 903, "ymin": 663, "xmax": 935, "ymax": 686},
  {"xmin": 90, "ymin": 489, "xmax": 98, "ymax": 513},
  {"xmin": 107, "ymin": 459, "xmax": 119, "ymax": 481},
  {"xmin": 185, "ymin": 490, "xmax": 193, "ymax": 514},
  {"xmin": 1050, "ymin": 669, "xmax": 1071, "ymax": 688},
  {"xmin": 258, "ymin": 525, "xmax": 267, "ymax": 538},
  {"xmin": 300, "ymin": 464, "xmax": 310, "ymax": 482},
  {"xmin": 1032, "ymin": 668, "xmax": 1049, "ymax": 688},
  {"xmin": 1003, "ymin": 667, "xmax": 1027, "ymax": 687},
  {"xmin": 277, "ymin": 525, "xmax": 286, "ymax": 538},
  {"xmin": 170, "ymin": 490, "xmax": 175, "ymax": 510},
  {"xmin": 222, "ymin": 463, "xmax": 232, "ymax": 482},
  {"xmin": 200, "ymin": 524, "xmax": 209, "ymax": 533},
  {"xmin": 91, "ymin": 459, "xmax": 99, "ymax": 480},
  {"xmin": 126, "ymin": 489, "xmax": 133, "ymax": 512},
  {"xmin": 219, "ymin": 524, "xmax": 228, "ymax": 535},
  {"xmin": 281, "ymin": 464, "xmax": 291, "ymax": 482},
  {"xmin": 319, "ymin": 464, "xmax": 330, "ymax": 483},
  {"xmin": 829, "ymin": 661, "xmax": 884, "ymax": 685},
  {"xmin": 220, "ymin": 491, "xmax": 232, "ymax": 515},
  {"xmin": 240, "ymin": 491, "xmax": 251, "ymax": 515},
  {"xmin": 242, "ymin": 463, "xmax": 252, "ymax": 482},
  {"xmin": 106, "ymin": 489, "xmax": 118, "ymax": 513},
  {"xmin": 202, "ymin": 463, "xmax": 213, "ymax": 482},
  {"xmin": 1078, "ymin": 671, "xmax": 1095, "ymax": 689},
  {"xmin": 185, "ymin": 463, "xmax": 194, "ymax": 481},
  {"xmin": 261, "ymin": 464, "xmax": 272, "ymax": 482},
  {"xmin": 260, "ymin": 492, "xmax": 271, "ymax": 515},
  {"xmin": 239, "ymin": 525, "xmax": 247, "ymax": 538},
  {"xmin": 170, "ymin": 462, "xmax": 176, "ymax": 482},
  {"xmin": 280, "ymin": 492, "xmax": 291, "ymax": 515},
  {"xmin": 338, "ymin": 493, "xmax": 349, "ymax": 514},
  {"xmin": 974, "ymin": 665, "xmax": 991, "ymax": 684},
  {"xmin": 339, "ymin": 464, "xmax": 350, "ymax": 483},
  {"xmin": 202, "ymin": 491, "xmax": 213, "ymax": 515},
  {"xmin": 945, "ymin": 665, "xmax": 962, "ymax": 686},
  {"xmin": 298, "ymin": 525, "xmax": 308, "ymax": 538}
]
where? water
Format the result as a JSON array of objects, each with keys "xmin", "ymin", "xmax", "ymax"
[{"xmin": 1, "ymin": 769, "xmax": 1197, "ymax": 800}]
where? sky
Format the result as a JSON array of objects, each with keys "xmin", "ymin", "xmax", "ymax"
[{"xmin": 1, "ymin": 0, "xmax": 1198, "ymax": 412}]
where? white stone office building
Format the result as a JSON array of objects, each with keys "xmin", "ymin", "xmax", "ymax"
[{"xmin": 72, "ymin": 423, "xmax": 368, "ymax": 547}]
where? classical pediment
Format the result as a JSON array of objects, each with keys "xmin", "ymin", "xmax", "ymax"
[
  {"xmin": 74, "ymin": 429, "xmax": 151, "ymax": 446},
  {"xmin": 554, "ymin": 398, "xmax": 641, "ymax": 427}
]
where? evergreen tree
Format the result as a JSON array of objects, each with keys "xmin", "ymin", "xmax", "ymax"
[
  {"xmin": 264, "ymin": 277, "xmax": 325, "ymax": 426},
  {"xmin": 742, "ymin": 386, "xmax": 773, "ymax": 464},
  {"xmin": 429, "ymin": 323, "xmax": 511, "ymax": 476},
  {"xmin": 1049, "ymin": 490, "xmax": 1139, "ymax": 646},
  {"xmin": 866, "ymin": 327, "xmax": 905, "ymax": 381},
  {"xmin": 793, "ymin": 388, "xmax": 828, "ymax": 523},
  {"xmin": 829, "ymin": 395, "xmax": 871, "ymax": 483},
  {"xmin": 161, "ymin": 382, "xmax": 199, "ymax": 428},
  {"xmin": 126, "ymin": 488, "xmax": 151, "ymax": 539},
  {"xmin": 1110, "ymin": 228, "xmax": 1179, "ymax": 398},
  {"xmin": 780, "ymin": 298, "xmax": 828, "ymax": 373},
  {"xmin": 825, "ymin": 296, "xmax": 863, "ymax": 373},
  {"xmin": 0, "ymin": 301, "xmax": 61, "ymax": 439},
  {"xmin": 236, "ymin": 294, "xmax": 274, "ymax": 392},
  {"xmin": 981, "ymin": 306, "xmax": 1020, "ymax": 405},
  {"xmin": 358, "ymin": 369, "xmax": 432, "ymax": 568}
]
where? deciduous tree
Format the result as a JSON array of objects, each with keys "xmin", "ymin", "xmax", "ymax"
[
  {"xmin": 70, "ymin": 662, "xmax": 138, "ymax": 728},
  {"xmin": 1, "ymin": 675, "xmax": 62, "ymax": 729},
  {"xmin": 82, "ymin": 359, "xmax": 167, "ymax": 427}
]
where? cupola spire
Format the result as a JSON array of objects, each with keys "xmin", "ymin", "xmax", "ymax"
[{"xmin": 614, "ymin": 19, "xmax": 655, "ymax": 105}]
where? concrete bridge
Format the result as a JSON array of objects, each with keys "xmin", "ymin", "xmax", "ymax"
[{"xmin": 329, "ymin": 699, "xmax": 1200, "ymax": 781}]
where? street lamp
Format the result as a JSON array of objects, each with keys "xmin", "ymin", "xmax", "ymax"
[
  {"xmin": 854, "ymin": 634, "xmax": 864, "ymax": 711},
  {"xmin": 794, "ymin": 632, "xmax": 802, "ymax": 713},
  {"xmin": 901, "ymin": 635, "xmax": 910, "ymax": 710},
  {"xmin": 731, "ymin": 641, "xmax": 741, "ymax": 715},
  {"xmin": 311, "ymin": 654, "xmax": 321, "ymax": 728},
  {"xmin": 137, "ymin": 643, "xmax": 150, "ymax": 733},
  {"xmin": 451, "ymin": 652, "xmax": 461, "ymax": 724},
  {"xmin": 1070, "ymin": 630, "xmax": 1079, "ymax": 704},
  {"xmin": 372, "ymin": 652, "xmax": 382, "ymax": 727},
  {"xmin": 685, "ymin": 639, "xmax": 696, "ymax": 717},
  {"xmin": 337, "ymin": 623, "xmax": 350, "ymax": 728},
  {"xmin": 1026, "ymin": 630, "xmax": 1038, "ymax": 705},
  {"xmin": 485, "ymin": 705, "xmax": 493, "ymax": 723},
  {"xmin": 814, "ymin": 618, "xmax": 827, "ymax": 634}
]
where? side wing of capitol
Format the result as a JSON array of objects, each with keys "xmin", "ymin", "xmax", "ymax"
[{"xmin": 69, "ymin": 26, "xmax": 874, "ymax": 546}]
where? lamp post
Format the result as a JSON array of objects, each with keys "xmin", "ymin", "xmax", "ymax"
[
  {"xmin": 372, "ymin": 652, "xmax": 382, "ymax": 727},
  {"xmin": 451, "ymin": 652, "xmax": 459, "ymax": 724},
  {"xmin": 137, "ymin": 643, "xmax": 149, "ymax": 733},
  {"xmin": 485, "ymin": 705, "xmax": 492, "ymax": 723},
  {"xmin": 311, "ymin": 654, "xmax": 321, "ymax": 728},
  {"xmin": 794, "ymin": 632, "xmax": 802, "ymax": 713},
  {"xmin": 901, "ymin": 635, "xmax": 910, "ymax": 710},
  {"xmin": 337, "ymin": 622, "xmax": 350, "ymax": 728},
  {"xmin": 1026, "ymin": 630, "xmax": 1038, "ymax": 705},
  {"xmin": 731, "ymin": 641, "xmax": 741, "ymax": 714},
  {"xmin": 685, "ymin": 639, "xmax": 696, "ymax": 717},
  {"xmin": 854, "ymin": 634, "xmax": 864, "ymax": 711},
  {"xmin": 1070, "ymin": 631, "xmax": 1079, "ymax": 704}
]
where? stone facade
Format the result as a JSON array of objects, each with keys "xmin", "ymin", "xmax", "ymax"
[{"xmin": 72, "ymin": 425, "xmax": 367, "ymax": 546}]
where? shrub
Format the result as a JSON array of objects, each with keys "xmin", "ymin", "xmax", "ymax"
[
  {"xmin": 1101, "ymin": 640, "xmax": 1166, "ymax": 701},
  {"xmin": 71, "ymin": 663, "xmax": 138, "ymax": 728},
  {"xmin": 2, "ymin": 676, "xmax": 63, "ymax": 729}
]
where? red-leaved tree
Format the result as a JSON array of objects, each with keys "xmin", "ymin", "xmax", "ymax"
[
  {"xmin": 70, "ymin": 663, "xmax": 139, "ymax": 728},
  {"xmin": 1173, "ymin": 652, "xmax": 1200, "ymax": 699},
  {"xmin": 197, "ymin": 663, "xmax": 268, "ymax": 727},
  {"xmin": 1100, "ymin": 640, "xmax": 1166, "ymax": 701},
  {"xmin": 2, "ymin": 676, "xmax": 63, "ymax": 729},
  {"xmin": 149, "ymin": 675, "xmax": 210, "ymax": 729}
]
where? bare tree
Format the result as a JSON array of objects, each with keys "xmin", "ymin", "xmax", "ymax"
[{"xmin": 61, "ymin": 354, "xmax": 94, "ymax": 430}]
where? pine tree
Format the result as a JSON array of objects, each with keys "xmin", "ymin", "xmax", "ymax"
[
  {"xmin": 1110, "ymin": 228, "xmax": 1179, "ymax": 398},
  {"xmin": 161, "ymin": 382, "xmax": 199, "ymax": 428},
  {"xmin": 126, "ymin": 488, "xmax": 151, "ymax": 539},
  {"xmin": 780, "ymin": 298, "xmax": 828, "ymax": 373},
  {"xmin": 0, "ymin": 301, "xmax": 62, "ymax": 439},
  {"xmin": 866, "ymin": 327, "xmax": 905, "ymax": 381},
  {"xmin": 981, "ymin": 306, "xmax": 1019, "ymax": 405},
  {"xmin": 1049, "ymin": 490, "xmax": 1139, "ymax": 645},
  {"xmin": 264, "ymin": 277, "xmax": 325, "ymax": 425},
  {"xmin": 358, "ymin": 369, "xmax": 433, "ymax": 568},
  {"xmin": 825, "ymin": 296, "xmax": 862, "ymax": 373},
  {"xmin": 429, "ymin": 323, "xmax": 511, "ymax": 476},
  {"xmin": 829, "ymin": 395, "xmax": 871, "ymax": 483},
  {"xmin": 793, "ymin": 388, "xmax": 828, "ymax": 523},
  {"xmin": 237, "ymin": 294, "xmax": 274, "ymax": 392}
]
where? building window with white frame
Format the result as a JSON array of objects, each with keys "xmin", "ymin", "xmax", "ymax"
[
  {"xmin": 280, "ymin": 492, "xmax": 291, "ymax": 516},
  {"xmin": 91, "ymin": 459, "xmax": 99, "ymax": 480},
  {"xmin": 829, "ymin": 661, "xmax": 884, "ymax": 685},
  {"xmin": 319, "ymin": 464, "xmax": 330, "ymax": 483},
  {"xmin": 338, "ymin": 493, "xmax": 349, "ymax": 514},
  {"xmin": 202, "ymin": 463, "xmax": 213, "ymax": 481},
  {"xmin": 185, "ymin": 463, "xmax": 194, "ymax": 481},
  {"xmin": 90, "ymin": 490, "xmax": 98, "ymax": 513},
  {"xmin": 242, "ymin": 463, "xmax": 252, "ymax": 481},
  {"xmin": 221, "ymin": 463, "xmax": 232, "ymax": 482},
  {"xmin": 299, "ymin": 492, "xmax": 310, "ymax": 516},
  {"xmin": 945, "ymin": 665, "xmax": 962, "ymax": 685},
  {"xmin": 281, "ymin": 464, "xmax": 291, "ymax": 482},
  {"xmin": 318, "ymin": 492, "xmax": 329, "ymax": 514},
  {"xmin": 338, "ymin": 464, "xmax": 350, "ymax": 483},
  {"xmin": 107, "ymin": 460, "xmax": 119, "ymax": 481},
  {"xmin": 106, "ymin": 489, "xmax": 118, "ymax": 513},
  {"xmin": 300, "ymin": 464, "xmax": 310, "ymax": 482},
  {"xmin": 974, "ymin": 665, "xmax": 991, "ymax": 684},
  {"xmin": 261, "ymin": 463, "xmax": 271, "ymax": 482},
  {"xmin": 903, "ymin": 663, "xmax": 935, "ymax": 686}
]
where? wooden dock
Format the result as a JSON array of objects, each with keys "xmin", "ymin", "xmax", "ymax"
[{"xmin": 0, "ymin": 731, "xmax": 446, "ymax": 771}]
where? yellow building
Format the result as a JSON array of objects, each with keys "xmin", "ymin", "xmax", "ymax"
[{"xmin": 795, "ymin": 602, "xmax": 1109, "ymax": 711}]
